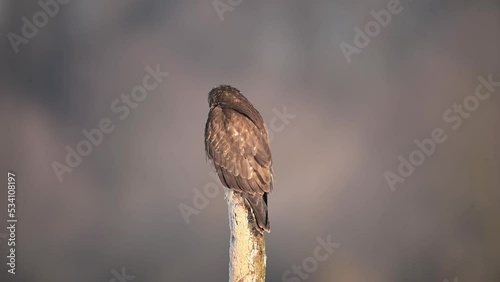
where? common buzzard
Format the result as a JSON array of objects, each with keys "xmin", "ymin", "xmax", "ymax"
[{"xmin": 205, "ymin": 85, "xmax": 273, "ymax": 233}]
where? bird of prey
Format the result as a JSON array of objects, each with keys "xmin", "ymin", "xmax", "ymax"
[{"xmin": 205, "ymin": 85, "xmax": 273, "ymax": 233}]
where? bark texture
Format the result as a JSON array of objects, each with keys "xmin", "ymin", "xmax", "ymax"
[{"xmin": 226, "ymin": 189, "xmax": 266, "ymax": 282}]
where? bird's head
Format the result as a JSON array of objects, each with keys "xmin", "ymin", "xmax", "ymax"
[{"xmin": 208, "ymin": 85, "xmax": 248, "ymax": 109}]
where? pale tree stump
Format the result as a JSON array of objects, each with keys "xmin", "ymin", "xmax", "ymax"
[{"xmin": 225, "ymin": 189, "xmax": 266, "ymax": 282}]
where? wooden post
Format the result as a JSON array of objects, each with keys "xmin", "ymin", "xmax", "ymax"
[{"xmin": 225, "ymin": 189, "xmax": 266, "ymax": 282}]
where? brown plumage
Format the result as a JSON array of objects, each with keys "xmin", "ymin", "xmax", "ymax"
[{"xmin": 204, "ymin": 85, "xmax": 273, "ymax": 233}]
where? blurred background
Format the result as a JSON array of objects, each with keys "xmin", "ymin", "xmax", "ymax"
[{"xmin": 1, "ymin": 0, "xmax": 499, "ymax": 281}]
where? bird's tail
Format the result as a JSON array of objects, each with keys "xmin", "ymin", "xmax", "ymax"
[{"xmin": 243, "ymin": 192, "xmax": 270, "ymax": 233}]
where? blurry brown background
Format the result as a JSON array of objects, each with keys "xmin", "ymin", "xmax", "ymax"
[{"xmin": 0, "ymin": 0, "xmax": 499, "ymax": 281}]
